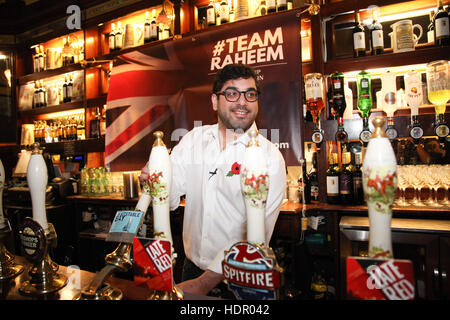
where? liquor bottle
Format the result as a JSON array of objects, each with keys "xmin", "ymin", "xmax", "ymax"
[
  {"xmin": 428, "ymin": 10, "xmax": 435, "ymax": 43},
  {"xmin": 267, "ymin": 0, "xmax": 276, "ymax": 13},
  {"xmin": 330, "ymin": 72, "xmax": 348, "ymax": 143},
  {"xmin": 206, "ymin": 0, "xmax": 216, "ymax": 26},
  {"xmin": 370, "ymin": 9, "xmax": 384, "ymax": 55},
  {"xmin": 339, "ymin": 151, "xmax": 353, "ymax": 204},
  {"xmin": 34, "ymin": 81, "xmax": 40, "ymax": 108},
  {"xmin": 38, "ymin": 45, "xmax": 46, "ymax": 71},
  {"xmin": 304, "ymin": 73, "xmax": 325, "ymax": 146},
  {"xmin": 144, "ymin": 12, "xmax": 151, "ymax": 43},
  {"xmin": 63, "ymin": 75, "xmax": 69, "ymax": 103},
  {"xmin": 109, "ymin": 23, "xmax": 116, "ymax": 51},
  {"xmin": 219, "ymin": 0, "xmax": 230, "ymax": 24},
  {"xmin": 435, "ymin": 0, "xmax": 450, "ymax": 46},
  {"xmin": 309, "ymin": 152, "xmax": 319, "ymax": 202},
  {"xmin": 115, "ymin": 21, "xmax": 123, "ymax": 51},
  {"xmin": 33, "ymin": 46, "xmax": 40, "ymax": 73},
  {"xmin": 100, "ymin": 105, "xmax": 107, "ymax": 137},
  {"xmin": 39, "ymin": 80, "xmax": 47, "ymax": 107},
  {"xmin": 277, "ymin": 0, "xmax": 287, "ymax": 12},
  {"xmin": 299, "ymin": 159, "xmax": 311, "ymax": 204},
  {"xmin": 326, "ymin": 153, "xmax": 340, "ymax": 204},
  {"xmin": 353, "ymin": 11, "xmax": 366, "ymax": 57},
  {"xmin": 90, "ymin": 107, "xmax": 101, "ymax": 139},
  {"xmin": 259, "ymin": 0, "xmax": 267, "ymax": 15},
  {"xmin": 353, "ymin": 152, "xmax": 364, "ymax": 205},
  {"xmin": 67, "ymin": 74, "xmax": 73, "ymax": 102},
  {"xmin": 149, "ymin": 12, "xmax": 159, "ymax": 41},
  {"xmin": 356, "ymin": 70, "xmax": 372, "ymax": 145}
]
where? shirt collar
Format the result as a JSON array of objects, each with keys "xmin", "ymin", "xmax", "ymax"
[{"xmin": 206, "ymin": 122, "xmax": 258, "ymax": 147}]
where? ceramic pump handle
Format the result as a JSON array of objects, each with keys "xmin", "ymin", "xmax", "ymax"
[
  {"xmin": 148, "ymin": 131, "xmax": 173, "ymax": 243},
  {"xmin": 26, "ymin": 143, "xmax": 49, "ymax": 231},
  {"xmin": 240, "ymin": 129, "xmax": 269, "ymax": 246}
]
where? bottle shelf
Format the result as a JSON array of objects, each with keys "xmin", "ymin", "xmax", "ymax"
[
  {"xmin": 40, "ymin": 137, "xmax": 105, "ymax": 155},
  {"xmin": 324, "ymin": 45, "xmax": 450, "ymax": 74}
]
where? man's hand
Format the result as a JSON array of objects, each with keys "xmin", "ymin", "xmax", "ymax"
[{"xmin": 177, "ymin": 269, "xmax": 224, "ymax": 295}]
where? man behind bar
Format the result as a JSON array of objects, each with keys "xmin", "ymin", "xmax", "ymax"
[{"xmin": 141, "ymin": 64, "xmax": 286, "ymax": 296}]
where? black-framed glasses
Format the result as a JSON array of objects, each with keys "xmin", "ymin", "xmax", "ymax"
[{"xmin": 216, "ymin": 88, "xmax": 259, "ymax": 102}]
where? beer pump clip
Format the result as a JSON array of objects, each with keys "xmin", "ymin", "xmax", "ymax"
[{"xmin": 222, "ymin": 130, "xmax": 283, "ymax": 300}]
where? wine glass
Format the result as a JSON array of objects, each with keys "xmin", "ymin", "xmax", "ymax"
[
  {"xmin": 440, "ymin": 164, "xmax": 450, "ymax": 206},
  {"xmin": 395, "ymin": 165, "xmax": 409, "ymax": 206},
  {"xmin": 425, "ymin": 165, "xmax": 442, "ymax": 207},
  {"xmin": 408, "ymin": 165, "xmax": 425, "ymax": 206},
  {"xmin": 426, "ymin": 60, "xmax": 450, "ymax": 121}
]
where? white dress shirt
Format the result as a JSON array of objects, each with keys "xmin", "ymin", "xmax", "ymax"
[{"xmin": 169, "ymin": 123, "xmax": 286, "ymax": 274}]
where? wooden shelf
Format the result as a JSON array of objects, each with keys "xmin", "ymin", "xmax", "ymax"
[
  {"xmin": 41, "ymin": 137, "xmax": 105, "ymax": 155},
  {"xmin": 324, "ymin": 45, "xmax": 450, "ymax": 74}
]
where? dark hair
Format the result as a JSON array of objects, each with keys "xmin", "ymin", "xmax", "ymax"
[{"xmin": 212, "ymin": 64, "xmax": 260, "ymax": 93}]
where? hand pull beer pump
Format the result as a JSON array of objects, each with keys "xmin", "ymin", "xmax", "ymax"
[{"xmin": 77, "ymin": 131, "xmax": 182, "ymax": 300}]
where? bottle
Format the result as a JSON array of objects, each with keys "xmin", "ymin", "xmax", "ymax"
[
  {"xmin": 353, "ymin": 11, "xmax": 366, "ymax": 57},
  {"xmin": 356, "ymin": 71, "xmax": 372, "ymax": 146},
  {"xmin": 428, "ymin": 10, "xmax": 435, "ymax": 43},
  {"xmin": 435, "ymin": 0, "xmax": 450, "ymax": 46},
  {"xmin": 144, "ymin": 12, "xmax": 151, "ymax": 43},
  {"xmin": 90, "ymin": 107, "xmax": 101, "ymax": 139},
  {"xmin": 100, "ymin": 105, "xmax": 106, "ymax": 137},
  {"xmin": 34, "ymin": 81, "xmax": 40, "ymax": 108},
  {"xmin": 267, "ymin": 0, "xmax": 276, "ymax": 13},
  {"xmin": 150, "ymin": 11, "xmax": 159, "ymax": 41},
  {"xmin": 370, "ymin": 9, "xmax": 384, "ymax": 55},
  {"xmin": 299, "ymin": 159, "xmax": 311, "ymax": 204},
  {"xmin": 33, "ymin": 46, "xmax": 40, "ymax": 72},
  {"xmin": 219, "ymin": 0, "xmax": 230, "ymax": 24},
  {"xmin": 115, "ymin": 21, "xmax": 123, "ymax": 50},
  {"xmin": 353, "ymin": 152, "xmax": 364, "ymax": 205},
  {"xmin": 277, "ymin": 0, "xmax": 287, "ymax": 12},
  {"xmin": 67, "ymin": 74, "xmax": 73, "ymax": 102},
  {"xmin": 38, "ymin": 45, "xmax": 45, "ymax": 71},
  {"xmin": 63, "ymin": 75, "xmax": 69, "ymax": 103},
  {"xmin": 326, "ymin": 153, "xmax": 340, "ymax": 204},
  {"xmin": 259, "ymin": 0, "xmax": 267, "ymax": 15},
  {"xmin": 309, "ymin": 152, "xmax": 319, "ymax": 202},
  {"xmin": 206, "ymin": 0, "xmax": 216, "ymax": 26},
  {"xmin": 39, "ymin": 80, "xmax": 47, "ymax": 107},
  {"xmin": 109, "ymin": 23, "xmax": 116, "ymax": 51},
  {"xmin": 339, "ymin": 151, "xmax": 353, "ymax": 204}
]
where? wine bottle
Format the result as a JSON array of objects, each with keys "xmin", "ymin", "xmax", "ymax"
[
  {"xmin": 259, "ymin": 0, "xmax": 267, "ymax": 15},
  {"xmin": 90, "ymin": 107, "xmax": 101, "ymax": 139},
  {"xmin": 38, "ymin": 45, "xmax": 45, "ymax": 71},
  {"xmin": 277, "ymin": 0, "xmax": 287, "ymax": 12},
  {"xmin": 67, "ymin": 74, "xmax": 73, "ymax": 102},
  {"xmin": 326, "ymin": 153, "xmax": 340, "ymax": 204},
  {"xmin": 34, "ymin": 81, "xmax": 40, "ymax": 108},
  {"xmin": 300, "ymin": 159, "xmax": 311, "ymax": 204},
  {"xmin": 33, "ymin": 46, "xmax": 40, "ymax": 73},
  {"xmin": 267, "ymin": 0, "xmax": 276, "ymax": 13},
  {"xmin": 115, "ymin": 21, "xmax": 123, "ymax": 50},
  {"xmin": 339, "ymin": 151, "xmax": 353, "ymax": 204},
  {"xmin": 109, "ymin": 23, "xmax": 116, "ymax": 51},
  {"xmin": 370, "ymin": 10, "xmax": 384, "ymax": 55},
  {"xmin": 219, "ymin": 0, "xmax": 230, "ymax": 24},
  {"xmin": 63, "ymin": 75, "xmax": 69, "ymax": 103},
  {"xmin": 144, "ymin": 12, "xmax": 151, "ymax": 43},
  {"xmin": 150, "ymin": 12, "xmax": 159, "ymax": 41},
  {"xmin": 39, "ymin": 80, "xmax": 47, "ymax": 107},
  {"xmin": 353, "ymin": 12, "xmax": 366, "ymax": 57},
  {"xmin": 428, "ymin": 10, "xmax": 436, "ymax": 43},
  {"xmin": 435, "ymin": 0, "xmax": 450, "ymax": 46},
  {"xmin": 206, "ymin": 0, "xmax": 216, "ymax": 26},
  {"xmin": 309, "ymin": 151, "xmax": 319, "ymax": 203},
  {"xmin": 352, "ymin": 152, "xmax": 364, "ymax": 205}
]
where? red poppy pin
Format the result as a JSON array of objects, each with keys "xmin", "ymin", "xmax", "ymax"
[{"xmin": 226, "ymin": 162, "xmax": 241, "ymax": 176}]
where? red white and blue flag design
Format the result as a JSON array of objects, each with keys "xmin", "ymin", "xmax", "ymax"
[{"xmin": 105, "ymin": 10, "xmax": 303, "ymax": 171}]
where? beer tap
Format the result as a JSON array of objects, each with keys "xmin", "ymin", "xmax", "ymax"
[
  {"xmin": 0, "ymin": 158, "xmax": 24, "ymax": 281},
  {"xmin": 404, "ymin": 70, "xmax": 424, "ymax": 144},
  {"xmin": 19, "ymin": 143, "xmax": 67, "ymax": 295},
  {"xmin": 222, "ymin": 130, "xmax": 283, "ymax": 300}
]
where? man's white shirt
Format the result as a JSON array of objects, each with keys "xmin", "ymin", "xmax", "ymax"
[{"xmin": 169, "ymin": 123, "xmax": 286, "ymax": 274}]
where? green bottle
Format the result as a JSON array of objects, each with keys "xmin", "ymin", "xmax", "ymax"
[{"xmin": 356, "ymin": 71, "xmax": 373, "ymax": 144}]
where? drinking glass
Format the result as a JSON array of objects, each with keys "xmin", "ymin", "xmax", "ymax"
[
  {"xmin": 395, "ymin": 165, "xmax": 409, "ymax": 206},
  {"xmin": 441, "ymin": 164, "xmax": 450, "ymax": 206},
  {"xmin": 407, "ymin": 165, "xmax": 425, "ymax": 206},
  {"xmin": 425, "ymin": 165, "xmax": 442, "ymax": 207}
]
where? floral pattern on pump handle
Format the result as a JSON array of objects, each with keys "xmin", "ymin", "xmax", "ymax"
[{"xmin": 240, "ymin": 168, "xmax": 269, "ymax": 209}]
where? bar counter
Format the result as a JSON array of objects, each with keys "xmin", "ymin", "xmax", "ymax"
[{"xmin": 1, "ymin": 256, "xmax": 215, "ymax": 300}]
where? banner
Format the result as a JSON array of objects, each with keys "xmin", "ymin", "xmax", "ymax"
[{"xmin": 106, "ymin": 10, "xmax": 303, "ymax": 171}]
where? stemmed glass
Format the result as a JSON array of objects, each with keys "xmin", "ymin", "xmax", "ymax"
[
  {"xmin": 407, "ymin": 165, "xmax": 425, "ymax": 206},
  {"xmin": 425, "ymin": 165, "xmax": 442, "ymax": 207},
  {"xmin": 441, "ymin": 164, "xmax": 450, "ymax": 206},
  {"xmin": 395, "ymin": 165, "xmax": 409, "ymax": 206}
]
